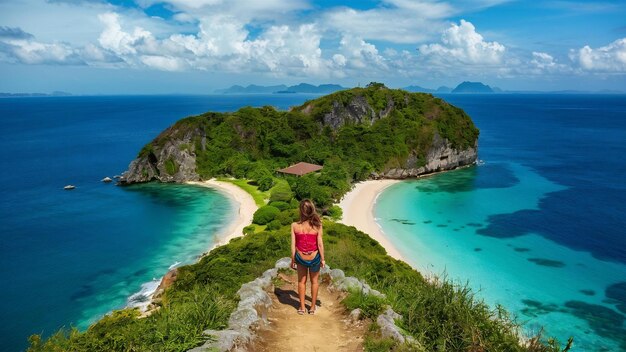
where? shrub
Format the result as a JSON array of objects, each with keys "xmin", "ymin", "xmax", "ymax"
[
  {"xmin": 243, "ymin": 225, "xmax": 255, "ymax": 236},
  {"xmin": 269, "ymin": 181, "xmax": 293, "ymax": 202},
  {"xmin": 277, "ymin": 209, "xmax": 299, "ymax": 225},
  {"xmin": 252, "ymin": 205, "xmax": 280, "ymax": 225},
  {"xmin": 266, "ymin": 219, "xmax": 282, "ymax": 231},
  {"xmin": 268, "ymin": 201, "xmax": 290, "ymax": 211},
  {"xmin": 257, "ymin": 175, "xmax": 274, "ymax": 191},
  {"xmin": 326, "ymin": 205, "xmax": 343, "ymax": 221}
]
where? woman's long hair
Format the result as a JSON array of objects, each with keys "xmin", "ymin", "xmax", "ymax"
[{"xmin": 298, "ymin": 199, "xmax": 321, "ymax": 229}]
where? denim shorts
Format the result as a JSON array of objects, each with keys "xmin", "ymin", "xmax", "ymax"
[{"xmin": 295, "ymin": 251, "xmax": 321, "ymax": 272}]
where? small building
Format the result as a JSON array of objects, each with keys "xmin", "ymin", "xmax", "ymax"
[{"xmin": 277, "ymin": 162, "xmax": 323, "ymax": 176}]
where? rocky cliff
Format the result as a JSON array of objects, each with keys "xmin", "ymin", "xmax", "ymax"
[
  {"xmin": 118, "ymin": 84, "xmax": 478, "ymax": 186},
  {"xmin": 119, "ymin": 125, "xmax": 202, "ymax": 184},
  {"xmin": 376, "ymin": 131, "xmax": 477, "ymax": 179}
]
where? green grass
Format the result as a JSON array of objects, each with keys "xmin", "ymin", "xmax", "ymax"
[{"xmin": 216, "ymin": 178, "xmax": 268, "ymax": 206}]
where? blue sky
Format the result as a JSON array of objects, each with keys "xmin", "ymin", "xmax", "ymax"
[{"xmin": 1, "ymin": 0, "xmax": 625, "ymax": 94}]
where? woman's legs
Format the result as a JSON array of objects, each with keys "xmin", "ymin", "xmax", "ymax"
[
  {"xmin": 297, "ymin": 264, "xmax": 308, "ymax": 311},
  {"xmin": 309, "ymin": 269, "xmax": 320, "ymax": 311}
]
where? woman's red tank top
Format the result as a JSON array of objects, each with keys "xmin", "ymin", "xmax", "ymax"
[{"xmin": 295, "ymin": 232, "xmax": 318, "ymax": 252}]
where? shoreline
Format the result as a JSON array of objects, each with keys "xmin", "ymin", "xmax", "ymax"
[
  {"xmin": 338, "ymin": 179, "xmax": 405, "ymax": 261},
  {"xmin": 185, "ymin": 179, "xmax": 259, "ymax": 256},
  {"xmin": 136, "ymin": 178, "xmax": 258, "ymax": 315}
]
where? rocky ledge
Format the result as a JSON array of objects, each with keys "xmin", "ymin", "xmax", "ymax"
[{"xmin": 374, "ymin": 131, "xmax": 477, "ymax": 179}]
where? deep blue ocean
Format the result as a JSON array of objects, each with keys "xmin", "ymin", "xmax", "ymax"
[
  {"xmin": 0, "ymin": 94, "xmax": 314, "ymax": 352},
  {"xmin": 1, "ymin": 93, "xmax": 624, "ymax": 351},
  {"xmin": 376, "ymin": 94, "xmax": 626, "ymax": 351}
]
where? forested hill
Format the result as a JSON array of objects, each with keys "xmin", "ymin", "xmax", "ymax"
[{"xmin": 119, "ymin": 83, "xmax": 479, "ymax": 207}]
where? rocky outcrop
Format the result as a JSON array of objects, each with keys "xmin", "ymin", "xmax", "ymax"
[
  {"xmin": 118, "ymin": 127, "xmax": 201, "ymax": 185},
  {"xmin": 153, "ymin": 268, "xmax": 178, "ymax": 299},
  {"xmin": 320, "ymin": 96, "xmax": 394, "ymax": 130},
  {"xmin": 374, "ymin": 131, "xmax": 478, "ymax": 179}
]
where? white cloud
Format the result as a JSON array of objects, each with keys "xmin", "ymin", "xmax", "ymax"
[
  {"xmin": 337, "ymin": 35, "xmax": 388, "ymax": 70},
  {"xmin": 322, "ymin": 5, "xmax": 449, "ymax": 44},
  {"xmin": 570, "ymin": 38, "xmax": 626, "ymax": 72},
  {"xmin": 140, "ymin": 55, "xmax": 186, "ymax": 71},
  {"xmin": 0, "ymin": 38, "xmax": 83, "ymax": 65},
  {"xmin": 88, "ymin": 11, "xmax": 332, "ymax": 75},
  {"xmin": 98, "ymin": 12, "xmax": 152, "ymax": 56},
  {"xmin": 418, "ymin": 20, "xmax": 505, "ymax": 66}
]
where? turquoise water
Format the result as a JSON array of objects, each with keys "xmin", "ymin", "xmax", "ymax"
[{"xmin": 376, "ymin": 94, "xmax": 626, "ymax": 351}]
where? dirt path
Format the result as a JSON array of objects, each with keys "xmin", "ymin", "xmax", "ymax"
[{"xmin": 248, "ymin": 272, "xmax": 368, "ymax": 352}]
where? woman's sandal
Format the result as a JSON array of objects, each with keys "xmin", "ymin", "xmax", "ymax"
[
  {"xmin": 308, "ymin": 308, "xmax": 316, "ymax": 315},
  {"xmin": 297, "ymin": 308, "xmax": 306, "ymax": 315}
]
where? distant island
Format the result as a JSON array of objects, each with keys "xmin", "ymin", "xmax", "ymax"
[
  {"xmin": 0, "ymin": 91, "xmax": 72, "ymax": 98},
  {"xmin": 403, "ymin": 81, "xmax": 624, "ymax": 94},
  {"xmin": 404, "ymin": 81, "xmax": 496, "ymax": 94},
  {"xmin": 215, "ymin": 83, "xmax": 346, "ymax": 94},
  {"xmin": 452, "ymin": 81, "xmax": 495, "ymax": 93}
]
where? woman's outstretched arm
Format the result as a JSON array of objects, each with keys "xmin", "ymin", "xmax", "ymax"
[{"xmin": 318, "ymin": 224, "xmax": 325, "ymax": 267}]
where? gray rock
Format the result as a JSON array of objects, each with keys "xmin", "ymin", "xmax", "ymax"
[
  {"xmin": 332, "ymin": 276, "xmax": 364, "ymax": 292},
  {"xmin": 380, "ymin": 131, "xmax": 477, "ymax": 179},
  {"xmin": 275, "ymin": 257, "xmax": 291, "ymax": 270},
  {"xmin": 119, "ymin": 127, "xmax": 203, "ymax": 185},
  {"xmin": 349, "ymin": 308, "xmax": 362, "ymax": 323},
  {"xmin": 377, "ymin": 307, "xmax": 405, "ymax": 342},
  {"xmin": 228, "ymin": 307, "xmax": 259, "ymax": 331},
  {"xmin": 376, "ymin": 307, "xmax": 421, "ymax": 348},
  {"xmin": 188, "ymin": 329, "xmax": 241, "ymax": 352},
  {"xmin": 329, "ymin": 268, "xmax": 345, "ymax": 280}
]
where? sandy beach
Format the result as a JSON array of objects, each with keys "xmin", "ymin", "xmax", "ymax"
[
  {"xmin": 186, "ymin": 179, "xmax": 259, "ymax": 254},
  {"xmin": 338, "ymin": 180, "xmax": 405, "ymax": 261}
]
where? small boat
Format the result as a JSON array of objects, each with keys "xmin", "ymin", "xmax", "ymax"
[
  {"xmin": 113, "ymin": 175, "xmax": 121, "ymax": 179},
  {"xmin": 64, "ymin": 185, "xmax": 76, "ymax": 190},
  {"xmin": 102, "ymin": 177, "xmax": 113, "ymax": 183}
]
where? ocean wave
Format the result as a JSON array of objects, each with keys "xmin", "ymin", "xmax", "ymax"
[{"xmin": 126, "ymin": 278, "xmax": 161, "ymax": 311}]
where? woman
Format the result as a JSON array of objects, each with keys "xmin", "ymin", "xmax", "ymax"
[{"xmin": 290, "ymin": 199, "xmax": 326, "ymax": 315}]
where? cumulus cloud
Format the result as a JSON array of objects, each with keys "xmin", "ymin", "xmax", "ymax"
[
  {"xmin": 0, "ymin": 25, "xmax": 84, "ymax": 65},
  {"xmin": 569, "ymin": 38, "xmax": 626, "ymax": 72},
  {"xmin": 87, "ymin": 11, "xmax": 332, "ymax": 75},
  {"xmin": 337, "ymin": 35, "xmax": 388, "ymax": 70},
  {"xmin": 322, "ymin": 3, "xmax": 450, "ymax": 44},
  {"xmin": 418, "ymin": 20, "xmax": 505, "ymax": 66}
]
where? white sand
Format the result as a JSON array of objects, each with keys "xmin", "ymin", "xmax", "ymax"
[
  {"xmin": 338, "ymin": 180, "xmax": 405, "ymax": 261},
  {"xmin": 185, "ymin": 179, "xmax": 259, "ymax": 255}
]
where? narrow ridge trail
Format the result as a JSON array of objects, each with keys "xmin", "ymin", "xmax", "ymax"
[{"xmin": 247, "ymin": 271, "xmax": 368, "ymax": 351}]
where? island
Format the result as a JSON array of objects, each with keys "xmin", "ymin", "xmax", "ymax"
[
  {"xmin": 452, "ymin": 81, "xmax": 495, "ymax": 93},
  {"xmin": 215, "ymin": 83, "xmax": 346, "ymax": 94},
  {"xmin": 28, "ymin": 83, "xmax": 566, "ymax": 351}
]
